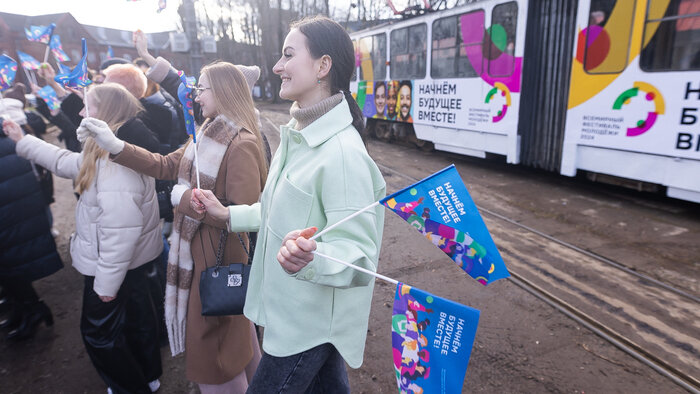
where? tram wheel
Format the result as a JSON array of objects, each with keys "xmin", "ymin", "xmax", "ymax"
[{"xmin": 415, "ymin": 139, "xmax": 434, "ymax": 152}]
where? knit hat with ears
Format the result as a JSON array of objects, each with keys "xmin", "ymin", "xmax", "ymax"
[{"xmin": 235, "ymin": 65, "xmax": 260, "ymax": 93}]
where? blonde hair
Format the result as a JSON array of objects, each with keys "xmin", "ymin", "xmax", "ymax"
[
  {"xmin": 200, "ymin": 62, "xmax": 268, "ymax": 178},
  {"xmin": 75, "ymin": 83, "xmax": 144, "ymax": 194},
  {"xmin": 103, "ymin": 64, "xmax": 148, "ymax": 98}
]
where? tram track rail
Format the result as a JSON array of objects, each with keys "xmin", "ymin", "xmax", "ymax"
[{"xmin": 375, "ymin": 161, "xmax": 700, "ymax": 393}]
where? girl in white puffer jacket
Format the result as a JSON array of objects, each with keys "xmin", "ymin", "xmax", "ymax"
[{"xmin": 3, "ymin": 83, "xmax": 163, "ymax": 394}]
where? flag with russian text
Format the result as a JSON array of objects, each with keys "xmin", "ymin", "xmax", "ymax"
[
  {"xmin": 50, "ymin": 35, "xmax": 71, "ymax": 62},
  {"xmin": 24, "ymin": 23, "xmax": 55, "ymax": 44},
  {"xmin": 380, "ymin": 165, "xmax": 509, "ymax": 285},
  {"xmin": 0, "ymin": 55, "xmax": 18, "ymax": 91},
  {"xmin": 36, "ymin": 85, "xmax": 61, "ymax": 110},
  {"xmin": 17, "ymin": 51, "xmax": 41, "ymax": 70},
  {"xmin": 177, "ymin": 70, "xmax": 197, "ymax": 142},
  {"xmin": 54, "ymin": 38, "xmax": 91, "ymax": 89},
  {"xmin": 392, "ymin": 282, "xmax": 480, "ymax": 393}
]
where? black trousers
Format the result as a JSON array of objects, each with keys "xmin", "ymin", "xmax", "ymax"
[
  {"xmin": 0, "ymin": 279, "xmax": 39, "ymax": 304},
  {"xmin": 80, "ymin": 261, "xmax": 162, "ymax": 394}
]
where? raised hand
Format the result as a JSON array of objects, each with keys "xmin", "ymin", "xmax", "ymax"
[
  {"xmin": 2, "ymin": 119, "xmax": 25, "ymax": 143},
  {"xmin": 38, "ymin": 63, "xmax": 56, "ymax": 80},
  {"xmin": 77, "ymin": 118, "xmax": 125, "ymax": 154},
  {"xmin": 132, "ymin": 30, "xmax": 156, "ymax": 66}
]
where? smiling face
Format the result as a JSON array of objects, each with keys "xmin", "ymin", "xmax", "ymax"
[
  {"xmin": 399, "ymin": 84, "xmax": 412, "ymax": 119},
  {"xmin": 387, "ymin": 83, "xmax": 398, "ymax": 118},
  {"xmin": 374, "ymin": 84, "xmax": 386, "ymax": 114},
  {"xmin": 194, "ymin": 72, "xmax": 217, "ymax": 119},
  {"xmin": 273, "ymin": 29, "xmax": 324, "ymax": 105}
]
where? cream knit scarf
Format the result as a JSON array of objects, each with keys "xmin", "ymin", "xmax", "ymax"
[{"xmin": 165, "ymin": 115, "xmax": 240, "ymax": 356}]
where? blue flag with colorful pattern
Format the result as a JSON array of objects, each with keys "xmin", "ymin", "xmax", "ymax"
[
  {"xmin": 50, "ymin": 35, "xmax": 71, "ymax": 62},
  {"xmin": 24, "ymin": 23, "xmax": 55, "ymax": 44},
  {"xmin": 0, "ymin": 55, "xmax": 18, "ymax": 91},
  {"xmin": 16, "ymin": 51, "xmax": 41, "ymax": 70},
  {"xmin": 107, "ymin": 45, "xmax": 114, "ymax": 59},
  {"xmin": 177, "ymin": 70, "xmax": 197, "ymax": 142},
  {"xmin": 36, "ymin": 85, "xmax": 61, "ymax": 110},
  {"xmin": 56, "ymin": 62, "xmax": 71, "ymax": 75},
  {"xmin": 392, "ymin": 283, "xmax": 480, "ymax": 393},
  {"xmin": 380, "ymin": 165, "xmax": 509, "ymax": 285},
  {"xmin": 54, "ymin": 38, "xmax": 91, "ymax": 89}
]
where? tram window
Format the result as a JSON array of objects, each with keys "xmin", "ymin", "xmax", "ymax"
[
  {"xmin": 581, "ymin": 0, "xmax": 634, "ymax": 74},
  {"xmin": 390, "ymin": 24, "xmax": 427, "ymax": 79},
  {"xmin": 488, "ymin": 2, "xmax": 518, "ymax": 77},
  {"xmin": 359, "ymin": 34, "xmax": 387, "ymax": 80},
  {"xmin": 640, "ymin": 0, "xmax": 700, "ymax": 72},
  {"xmin": 431, "ymin": 10, "xmax": 485, "ymax": 79}
]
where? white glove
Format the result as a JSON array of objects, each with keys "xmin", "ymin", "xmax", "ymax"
[{"xmin": 77, "ymin": 118, "xmax": 125, "ymax": 155}]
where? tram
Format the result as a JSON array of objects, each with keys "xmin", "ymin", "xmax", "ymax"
[{"xmin": 349, "ymin": 0, "xmax": 700, "ymax": 203}]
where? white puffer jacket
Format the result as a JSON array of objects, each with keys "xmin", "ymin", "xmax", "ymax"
[{"xmin": 16, "ymin": 134, "xmax": 162, "ymax": 297}]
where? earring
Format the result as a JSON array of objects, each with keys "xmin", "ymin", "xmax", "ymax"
[{"xmin": 317, "ymin": 75, "xmax": 322, "ymax": 84}]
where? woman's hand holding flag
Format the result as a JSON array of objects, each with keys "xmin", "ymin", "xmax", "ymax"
[
  {"xmin": 278, "ymin": 227, "xmax": 317, "ymax": 274},
  {"xmin": 77, "ymin": 118, "xmax": 125, "ymax": 155},
  {"xmin": 191, "ymin": 188, "xmax": 318, "ymax": 274}
]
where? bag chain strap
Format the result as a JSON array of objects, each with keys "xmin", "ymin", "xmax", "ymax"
[{"xmin": 215, "ymin": 230, "xmax": 249, "ymax": 269}]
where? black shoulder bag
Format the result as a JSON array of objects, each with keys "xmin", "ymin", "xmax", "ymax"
[{"xmin": 199, "ymin": 230, "xmax": 251, "ymax": 316}]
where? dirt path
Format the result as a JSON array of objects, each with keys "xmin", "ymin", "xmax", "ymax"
[{"xmin": 1, "ymin": 108, "xmax": 696, "ymax": 393}]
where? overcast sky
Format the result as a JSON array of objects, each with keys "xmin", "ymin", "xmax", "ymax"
[
  {"xmin": 3, "ymin": 0, "xmax": 182, "ymax": 32},
  {"xmin": 1, "ymin": 0, "xmax": 356, "ymax": 33}
]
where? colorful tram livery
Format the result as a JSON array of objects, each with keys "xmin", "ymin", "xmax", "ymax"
[{"xmin": 350, "ymin": 0, "xmax": 700, "ymax": 203}]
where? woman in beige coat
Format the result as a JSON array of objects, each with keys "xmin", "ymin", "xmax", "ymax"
[{"xmin": 79, "ymin": 62, "xmax": 266, "ymax": 393}]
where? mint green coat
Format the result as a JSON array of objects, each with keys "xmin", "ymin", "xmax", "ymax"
[{"xmin": 228, "ymin": 99, "xmax": 385, "ymax": 368}]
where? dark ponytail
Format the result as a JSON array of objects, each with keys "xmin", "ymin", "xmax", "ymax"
[
  {"xmin": 343, "ymin": 90, "xmax": 365, "ymax": 133},
  {"xmin": 292, "ymin": 16, "xmax": 365, "ymax": 134}
]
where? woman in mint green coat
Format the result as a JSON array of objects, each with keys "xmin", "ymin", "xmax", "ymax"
[{"xmin": 192, "ymin": 16, "xmax": 386, "ymax": 393}]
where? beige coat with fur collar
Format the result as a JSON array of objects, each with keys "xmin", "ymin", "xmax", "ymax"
[{"xmin": 112, "ymin": 123, "xmax": 266, "ymax": 384}]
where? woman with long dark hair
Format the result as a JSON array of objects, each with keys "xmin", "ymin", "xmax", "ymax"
[{"xmin": 192, "ymin": 16, "xmax": 386, "ymax": 392}]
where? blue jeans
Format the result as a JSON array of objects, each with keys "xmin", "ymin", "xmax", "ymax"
[{"xmin": 247, "ymin": 343, "xmax": 350, "ymax": 393}]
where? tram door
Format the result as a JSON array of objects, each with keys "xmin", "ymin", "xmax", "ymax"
[{"xmin": 561, "ymin": 0, "xmax": 700, "ymax": 202}]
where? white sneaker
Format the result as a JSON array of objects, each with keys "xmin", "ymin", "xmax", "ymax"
[{"xmin": 148, "ymin": 379, "xmax": 161, "ymax": 392}]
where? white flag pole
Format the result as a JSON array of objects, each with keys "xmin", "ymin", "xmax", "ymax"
[
  {"xmin": 309, "ymin": 201, "xmax": 380, "ymax": 241},
  {"xmin": 193, "ymin": 140, "xmax": 201, "ymax": 189},
  {"xmin": 312, "ymin": 251, "xmax": 398, "ymax": 285},
  {"xmin": 83, "ymin": 87, "xmax": 89, "ymax": 117},
  {"xmin": 43, "ymin": 46, "xmax": 50, "ymax": 63},
  {"xmin": 29, "ymin": 70, "xmax": 38, "ymax": 87}
]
